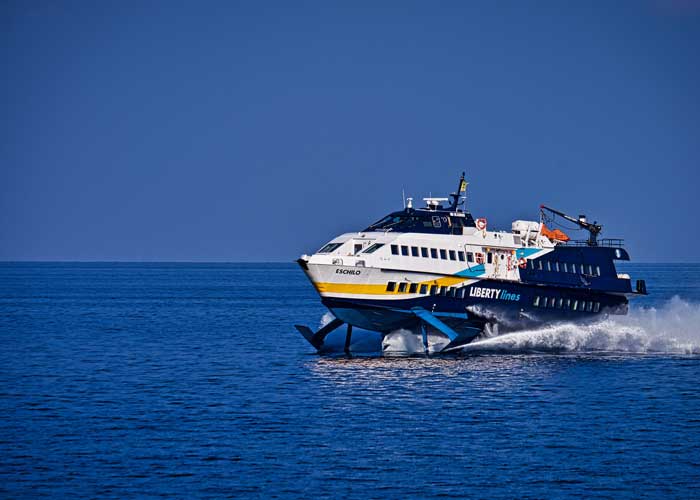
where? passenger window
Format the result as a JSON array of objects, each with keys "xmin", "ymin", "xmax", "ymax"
[
  {"xmin": 549, "ymin": 297, "xmax": 556, "ymax": 308},
  {"xmin": 440, "ymin": 286, "xmax": 448, "ymax": 296},
  {"xmin": 430, "ymin": 285, "xmax": 439, "ymax": 295},
  {"xmin": 487, "ymin": 253, "xmax": 493, "ymax": 264},
  {"xmin": 572, "ymin": 300, "xmax": 579, "ymax": 311},
  {"xmin": 386, "ymin": 282, "xmax": 396, "ymax": 292},
  {"xmin": 538, "ymin": 260, "xmax": 543, "ymax": 271},
  {"xmin": 459, "ymin": 288, "xmax": 466, "ymax": 298},
  {"xmin": 419, "ymin": 284, "xmax": 428, "ymax": 294},
  {"xmin": 421, "ymin": 247, "xmax": 429, "ymax": 258},
  {"xmin": 596, "ymin": 265, "xmax": 601, "ymax": 276},
  {"xmin": 449, "ymin": 250, "xmax": 456, "ymax": 261},
  {"xmin": 530, "ymin": 260, "xmax": 535, "ymax": 270},
  {"xmin": 587, "ymin": 264, "xmax": 593, "ymax": 275},
  {"xmin": 565, "ymin": 298, "xmax": 571, "ymax": 309},
  {"xmin": 546, "ymin": 261, "xmax": 551, "ymax": 272},
  {"xmin": 586, "ymin": 301, "xmax": 593, "ymax": 312},
  {"xmin": 593, "ymin": 302, "xmax": 600, "ymax": 312},
  {"xmin": 533, "ymin": 296, "xmax": 540, "ymax": 307},
  {"xmin": 401, "ymin": 246, "xmax": 409, "ymax": 256},
  {"xmin": 557, "ymin": 298, "xmax": 563, "ymax": 308},
  {"xmin": 580, "ymin": 264, "xmax": 585, "ymax": 274},
  {"xmin": 391, "ymin": 245, "xmax": 399, "ymax": 255},
  {"xmin": 555, "ymin": 262, "xmax": 560, "ymax": 272},
  {"xmin": 411, "ymin": 246, "xmax": 419, "ymax": 257},
  {"xmin": 440, "ymin": 249, "xmax": 447, "ymax": 260},
  {"xmin": 408, "ymin": 283, "xmax": 418, "ymax": 293},
  {"xmin": 398, "ymin": 282, "xmax": 407, "ymax": 293},
  {"xmin": 563, "ymin": 262, "xmax": 568, "ymax": 273},
  {"xmin": 467, "ymin": 252, "xmax": 474, "ymax": 262},
  {"xmin": 571, "ymin": 264, "xmax": 577, "ymax": 274},
  {"xmin": 458, "ymin": 251, "xmax": 465, "ymax": 262},
  {"xmin": 430, "ymin": 248, "xmax": 438, "ymax": 259}
]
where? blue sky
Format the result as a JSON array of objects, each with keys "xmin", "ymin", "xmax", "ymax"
[{"xmin": 2, "ymin": 1, "xmax": 699, "ymax": 261}]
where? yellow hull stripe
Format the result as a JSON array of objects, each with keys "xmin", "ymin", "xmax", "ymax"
[{"xmin": 313, "ymin": 276, "xmax": 468, "ymax": 295}]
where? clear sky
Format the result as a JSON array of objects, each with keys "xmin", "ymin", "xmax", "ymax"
[{"xmin": 2, "ymin": 1, "xmax": 699, "ymax": 262}]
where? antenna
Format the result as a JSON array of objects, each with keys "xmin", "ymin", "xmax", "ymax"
[{"xmin": 402, "ymin": 189, "xmax": 405, "ymax": 209}]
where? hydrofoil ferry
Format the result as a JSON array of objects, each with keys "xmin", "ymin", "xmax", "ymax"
[{"xmin": 295, "ymin": 174, "xmax": 647, "ymax": 353}]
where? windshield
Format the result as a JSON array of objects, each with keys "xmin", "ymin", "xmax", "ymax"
[{"xmin": 318, "ymin": 242, "xmax": 343, "ymax": 253}]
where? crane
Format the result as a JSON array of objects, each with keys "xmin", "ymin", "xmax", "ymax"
[{"xmin": 540, "ymin": 205, "xmax": 602, "ymax": 246}]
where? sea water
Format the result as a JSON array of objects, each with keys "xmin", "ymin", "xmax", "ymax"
[{"xmin": 0, "ymin": 263, "xmax": 698, "ymax": 498}]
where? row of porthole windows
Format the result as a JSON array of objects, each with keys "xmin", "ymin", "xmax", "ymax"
[
  {"xmin": 533, "ymin": 296, "xmax": 601, "ymax": 312},
  {"xmin": 390, "ymin": 244, "xmax": 493, "ymax": 264},
  {"xmin": 531, "ymin": 259, "xmax": 601, "ymax": 277},
  {"xmin": 386, "ymin": 281, "xmax": 467, "ymax": 298}
]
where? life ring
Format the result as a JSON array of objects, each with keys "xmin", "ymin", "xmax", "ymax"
[
  {"xmin": 518, "ymin": 257, "xmax": 527, "ymax": 269},
  {"xmin": 475, "ymin": 218, "xmax": 487, "ymax": 231}
]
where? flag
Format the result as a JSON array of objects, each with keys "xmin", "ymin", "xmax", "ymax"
[{"xmin": 459, "ymin": 179, "xmax": 468, "ymax": 192}]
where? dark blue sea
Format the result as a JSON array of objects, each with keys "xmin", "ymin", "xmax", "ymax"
[{"xmin": 1, "ymin": 262, "xmax": 699, "ymax": 499}]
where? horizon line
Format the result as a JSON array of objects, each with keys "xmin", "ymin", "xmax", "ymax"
[{"xmin": 1, "ymin": 260, "xmax": 698, "ymax": 265}]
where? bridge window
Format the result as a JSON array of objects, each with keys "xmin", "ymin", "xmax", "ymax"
[
  {"xmin": 458, "ymin": 251, "xmax": 465, "ymax": 262},
  {"xmin": 449, "ymin": 250, "xmax": 457, "ymax": 261},
  {"xmin": 386, "ymin": 282, "xmax": 396, "ymax": 292},
  {"xmin": 398, "ymin": 282, "xmax": 407, "ymax": 293},
  {"xmin": 411, "ymin": 246, "xmax": 419, "ymax": 257},
  {"xmin": 419, "ymin": 284, "xmax": 428, "ymax": 294},
  {"xmin": 430, "ymin": 248, "xmax": 438, "ymax": 259},
  {"xmin": 391, "ymin": 245, "xmax": 399, "ymax": 255},
  {"xmin": 533, "ymin": 296, "xmax": 540, "ymax": 307},
  {"xmin": 467, "ymin": 252, "xmax": 474, "ymax": 262},
  {"xmin": 401, "ymin": 246, "xmax": 409, "ymax": 256},
  {"xmin": 363, "ymin": 243, "xmax": 384, "ymax": 254},
  {"xmin": 421, "ymin": 247, "xmax": 429, "ymax": 258},
  {"xmin": 319, "ymin": 242, "xmax": 343, "ymax": 253},
  {"xmin": 430, "ymin": 285, "xmax": 439, "ymax": 295},
  {"xmin": 408, "ymin": 283, "xmax": 418, "ymax": 293},
  {"xmin": 440, "ymin": 249, "xmax": 447, "ymax": 260}
]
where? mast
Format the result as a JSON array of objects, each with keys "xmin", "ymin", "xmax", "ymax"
[{"xmin": 449, "ymin": 172, "xmax": 467, "ymax": 211}]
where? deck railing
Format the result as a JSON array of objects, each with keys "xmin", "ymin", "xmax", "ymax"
[{"xmin": 562, "ymin": 238, "xmax": 625, "ymax": 248}]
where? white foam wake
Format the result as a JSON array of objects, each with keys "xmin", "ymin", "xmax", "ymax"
[
  {"xmin": 316, "ymin": 297, "xmax": 700, "ymax": 355},
  {"xmin": 463, "ymin": 296, "xmax": 700, "ymax": 355}
]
